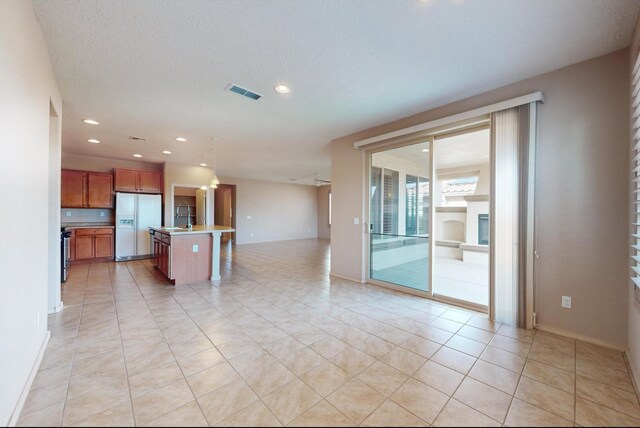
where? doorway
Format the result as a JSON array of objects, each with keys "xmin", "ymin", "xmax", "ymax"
[
  {"xmin": 214, "ymin": 184, "xmax": 236, "ymax": 243},
  {"xmin": 174, "ymin": 186, "xmax": 207, "ymax": 226},
  {"xmin": 431, "ymin": 127, "xmax": 490, "ymax": 309}
]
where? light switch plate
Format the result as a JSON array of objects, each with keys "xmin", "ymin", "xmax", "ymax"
[
  {"xmin": 192, "ymin": 244, "xmax": 199, "ymax": 253},
  {"xmin": 66, "ymin": 211, "xmax": 71, "ymax": 217},
  {"xmin": 561, "ymin": 295, "xmax": 571, "ymax": 309},
  {"xmin": 354, "ymin": 217, "xmax": 360, "ymax": 225}
]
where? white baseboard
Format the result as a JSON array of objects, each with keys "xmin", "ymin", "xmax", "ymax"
[
  {"xmin": 625, "ymin": 348, "xmax": 640, "ymax": 397},
  {"xmin": 329, "ymin": 272, "xmax": 366, "ymax": 284},
  {"xmin": 535, "ymin": 324, "xmax": 625, "ymax": 352},
  {"xmin": 8, "ymin": 331, "xmax": 51, "ymax": 427},
  {"xmin": 48, "ymin": 301, "xmax": 63, "ymax": 314}
]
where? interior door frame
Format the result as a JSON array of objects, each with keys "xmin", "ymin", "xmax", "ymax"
[
  {"xmin": 214, "ymin": 183, "xmax": 237, "ymax": 243},
  {"xmin": 170, "ymin": 183, "xmax": 211, "ymax": 227}
]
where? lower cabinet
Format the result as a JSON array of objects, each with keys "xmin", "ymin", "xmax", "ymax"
[
  {"xmin": 73, "ymin": 228, "xmax": 114, "ymax": 261},
  {"xmin": 153, "ymin": 232, "xmax": 171, "ymax": 278}
]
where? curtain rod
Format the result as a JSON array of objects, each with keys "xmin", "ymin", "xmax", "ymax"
[{"xmin": 353, "ymin": 91, "xmax": 544, "ymax": 149}]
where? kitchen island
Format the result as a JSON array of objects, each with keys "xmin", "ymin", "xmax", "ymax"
[{"xmin": 149, "ymin": 225, "xmax": 235, "ymax": 285}]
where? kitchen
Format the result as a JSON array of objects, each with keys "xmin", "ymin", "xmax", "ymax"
[{"xmin": 60, "ymin": 156, "xmax": 233, "ymax": 285}]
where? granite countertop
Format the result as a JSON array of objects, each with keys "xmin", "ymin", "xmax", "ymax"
[
  {"xmin": 150, "ymin": 225, "xmax": 235, "ymax": 235},
  {"xmin": 62, "ymin": 223, "xmax": 115, "ymax": 229}
]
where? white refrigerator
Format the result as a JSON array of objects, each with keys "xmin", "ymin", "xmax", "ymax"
[{"xmin": 115, "ymin": 192, "xmax": 162, "ymax": 261}]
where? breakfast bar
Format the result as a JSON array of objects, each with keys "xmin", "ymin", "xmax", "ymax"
[{"xmin": 149, "ymin": 225, "xmax": 235, "ymax": 285}]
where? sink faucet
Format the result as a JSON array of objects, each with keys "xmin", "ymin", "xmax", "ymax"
[{"xmin": 176, "ymin": 202, "xmax": 192, "ymax": 228}]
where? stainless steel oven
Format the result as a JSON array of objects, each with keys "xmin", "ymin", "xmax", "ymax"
[{"xmin": 61, "ymin": 229, "xmax": 71, "ymax": 282}]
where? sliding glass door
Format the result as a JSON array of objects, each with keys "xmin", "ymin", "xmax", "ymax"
[
  {"xmin": 368, "ymin": 142, "xmax": 431, "ymax": 293},
  {"xmin": 366, "ymin": 126, "xmax": 490, "ymax": 311}
]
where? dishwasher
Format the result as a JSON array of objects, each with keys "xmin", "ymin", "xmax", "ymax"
[{"xmin": 61, "ymin": 229, "xmax": 71, "ymax": 282}]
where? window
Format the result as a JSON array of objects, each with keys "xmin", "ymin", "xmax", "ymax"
[
  {"xmin": 382, "ymin": 169, "xmax": 399, "ymax": 234},
  {"xmin": 478, "ymin": 214, "xmax": 489, "ymax": 245},
  {"xmin": 406, "ymin": 175, "xmax": 429, "ymax": 236}
]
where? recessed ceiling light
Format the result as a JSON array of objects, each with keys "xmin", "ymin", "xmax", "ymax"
[
  {"xmin": 176, "ymin": 137, "xmax": 187, "ymax": 142},
  {"xmin": 88, "ymin": 139, "xmax": 100, "ymax": 144},
  {"xmin": 83, "ymin": 119, "xmax": 99, "ymax": 125},
  {"xmin": 200, "ymin": 163, "xmax": 207, "ymax": 167},
  {"xmin": 422, "ymin": 148, "xmax": 429, "ymax": 152},
  {"xmin": 162, "ymin": 150, "xmax": 172, "ymax": 154},
  {"xmin": 274, "ymin": 84, "xmax": 290, "ymax": 94},
  {"xmin": 133, "ymin": 154, "xmax": 142, "ymax": 158}
]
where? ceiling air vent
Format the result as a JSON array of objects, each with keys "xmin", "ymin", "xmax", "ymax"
[
  {"xmin": 129, "ymin": 136, "xmax": 146, "ymax": 142},
  {"xmin": 226, "ymin": 83, "xmax": 262, "ymax": 101}
]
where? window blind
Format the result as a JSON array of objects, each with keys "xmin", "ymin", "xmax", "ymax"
[{"xmin": 631, "ymin": 47, "xmax": 640, "ymax": 298}]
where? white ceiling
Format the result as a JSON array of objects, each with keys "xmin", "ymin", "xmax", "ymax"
[{"xmin": 33, "ymin": 0, "xmax": 640, "ymax": 184}]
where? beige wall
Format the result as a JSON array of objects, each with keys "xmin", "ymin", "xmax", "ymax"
[
  {"xmin": 332, "ymin": 49, "xmax": 630, "ymax": 347},
  {"xmin": 218, "ymin": 177, "xmax": 318, "ymax": 244},
  {"xmin": 628, "ymin": 17, "xmax": 640, "ymax": 390},
  {"xmin": 317, "ymin": 186, "xmax": 331, "ymax": 239},
  {"xmin": 331, "ymin": 141, "xmax": 367, "ymax": 282},
  {"xmin": 0, "ymin": 0, "xmax": 62, "ymax": 424},
  {"xmin": 62, "ymin": 152, "xmax": 163, "ymax": 173}
]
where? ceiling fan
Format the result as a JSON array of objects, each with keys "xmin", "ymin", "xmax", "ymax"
[{"xmin": 290, "ymin": 173, "xmax": 332, "ymax": 187}]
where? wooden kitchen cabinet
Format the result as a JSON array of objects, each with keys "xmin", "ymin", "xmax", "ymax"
[
  {"xmin": 73, "ymin": 228, "xmax": 114, "ymax": 261},
  {"xmin": 75, "ymin": 235, "xmax": 95, "ymax": 260},
  {"xmin": 61, "ymin": 169, "xmax": 113, "ymax": 208},
  {"xmin": 94, "ymin": 235, "xmax": 114, "ymax": 258},
  {"xmin": 152, "ymin": 232, "xmax": 171, "ymax": 277},
  {"xmin": 87, "ymin": 173, "xmax": 114, "ymax": 208},
  {"xmin": 114, "ymin": 169, "xmax": 162, "ymax": 194},
  {"xmin": 61, "ymin": 170, "xmax": 86, "ymax": 207}
]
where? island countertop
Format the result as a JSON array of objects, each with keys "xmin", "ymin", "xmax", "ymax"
[{"xmin": 150, "ymin": 225, "xmax": 235, "ymax": 236}]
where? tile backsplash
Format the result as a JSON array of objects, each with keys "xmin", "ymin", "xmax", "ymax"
[{"xmin": 61, "ymin": 208, "xmax": 114, "ymax": 224}]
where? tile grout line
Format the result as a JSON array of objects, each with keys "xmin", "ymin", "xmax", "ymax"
[
  {"xmin": 58, "ymin": 262, "xmax": 90, "ymax": 427},
  {"xmin": 123, "ymin": 260, "xmax": 205, "ymax": 426}
]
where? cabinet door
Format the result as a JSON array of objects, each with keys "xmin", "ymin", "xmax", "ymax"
[
  {"xmin": 114, "ymin": 169, "xmax": 138, "ymax": 192},
  {"xmin": 87, "ymin": 173, "xmax": 113, "ymax": 208},
  {"xmin": 61, "ymin": 170, "xmax": 86, "ymax": 207},
  {"xmin": 139, "ymin": 171, "xmax": 162, "ymax": 193},
  {"xmin": 69, "ymin": 229, "xmax": 76, "ymax": 261},
  {"xmin": 94, "ymin": 235, "xmax": 113, "ymax": 258},
  {"xmin": 75, "ymin": 236, "xmax": 95, "ymax": 260},
  {"xmin": 153, "ymin": 237, "xmax": 160, "ymax": 267}
]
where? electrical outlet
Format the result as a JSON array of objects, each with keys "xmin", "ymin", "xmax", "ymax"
[
  {"xmin": 100, "ymin": 211, "xmax": 105, "ymax": 217},
  {"xmin": 354, "ymin": 217, "xmax": 360, "ymax": 225},
  {"xmin": 308, "ymin": 229, "xmax": 311, "ymax": 233},
  {"xmin": 247, "ymin": 215, "xmax": 252, "ymax": 220},
  {"xmin": 65, "ymin": 211, "xmax": 71, "ymax": 217},
  {"xmin": 192, "ymin": 244, "xmax": 199, "ymax": 253},
  {"xmin": 250, "ymin": 233, "xmax": 254, "ymax": 237},
  {"xmin": 561, "ymin": 295, "xmax": 572, "ymax": 309}
]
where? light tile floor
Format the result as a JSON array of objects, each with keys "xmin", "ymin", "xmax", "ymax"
[{"xmin": 18, "ymin": 238, "xmax": 640, "ymax": 427}]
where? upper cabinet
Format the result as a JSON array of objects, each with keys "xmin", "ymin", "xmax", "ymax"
[
  {"xmin": 114, "ymin": 169, "xmax": 162, "ymax": 194},
  {"xmin": 61, "ymin": 170, "xmax": 113, "ymax": 208},
  {"xmin": 61, "ymin": 170, "xmax": 86, "ymax": 207}
]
